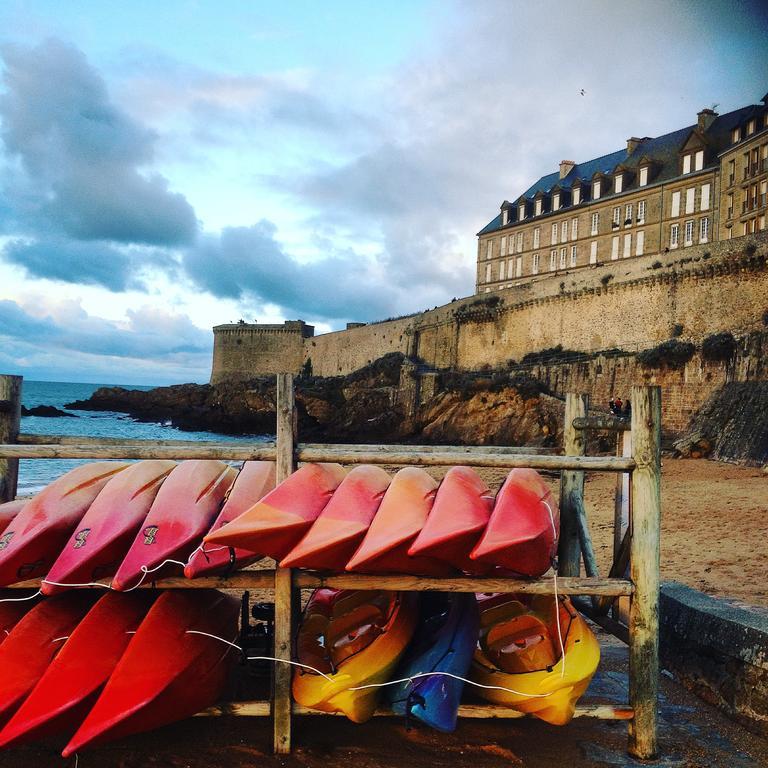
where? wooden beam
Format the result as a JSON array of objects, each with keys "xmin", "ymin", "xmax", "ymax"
[
  {"xmin": 627, "ymin": 385, "xmax": 661, "ymax": 760},
  {"xmin": 573, "ymin": 597, "xmax": 630, "ymax": 645},
  {"xmin": 0, "ymin": 444, "xmax": 278, "ymax": 460},
  {"xmin": 559, "ymin": 393, "xmax": 588, "ymax": 576},
  {"xmin": 302, "ymin": 443, "xmax": 556, "ymax": 456},
  {"xmin": 1, "ymin": 571, "xmax": 277, "ymax": 590},
  {"xmin": 572, "ymin": 415, "xmax": 631, "ymax": 432},
  {"xmin": 0, "ymin": 376, "xmax": 22, "ymax": 502}
]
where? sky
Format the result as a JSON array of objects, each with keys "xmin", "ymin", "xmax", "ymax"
[{"xmin": 0, "ymin": 1, "xmax": 766, "ymax": 385}]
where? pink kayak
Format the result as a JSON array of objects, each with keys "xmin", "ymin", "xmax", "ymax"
[
  {"xmin": 346, "ymin": 468, "xmax": 453, "ymax": 576},
  {"xmin": 0, "ymin": 591, "xmax": 155, "ymax": 748},
  {"xmin": 280, "ymin": 465, "xmax": 391, "ymax": 570},
  {"xmin": 0, "ymin": 500, "xmax": 26, "ymax": 530},
  {"xmin": 204, "ymin": 463, "xmax": 347, "ymax": 562},
  {"xmin": 62, "ymin": 589, "xmax": 240, "ymax": 756},
  {"xmin": 185, "ymin": 461, "xmax": 276, "ymax": 579},
  {"xmin": 0, "ymin": 592, "xmax": 97, "ymax": 728},
  {"xmin": 0, "ymin": 463, "xmax": 129, "ymax": 586},
  {"xmin": 470, "ymin": 468, "xmax": 559, "ymax": 577},
  {"xmin": 111, "ymin": 461, "xmax": 236, "ymax": 591},
  {"xmin": 42, "ymin": 461, "xmax": 177, "ymax": 595},
  {"xmin": 408, "ymin": 466, "xmax": 495, "ymax": 573}
]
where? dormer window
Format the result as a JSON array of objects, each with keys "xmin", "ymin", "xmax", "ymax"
[
  {"xmin": 572, "ymin": 186, "xmax": 581, "ymax": 205},
  {"xmin": 682, "ymin": 154, "xmax": 691, "ymax": 174},
  {"xmin": 553, "ymin": 192, "xmax": 560, "ymax": 210},
  {"xmin": 639, "ymin": 166, "xmax": 648, "ymax": 187},
  {"xmin": 502, "ymin": 209, "xmax": 509, "ymax": 225},
  {"xmin": 518, "ymin": 202, "xmax": 526, "ymax": 221},
  {"xmin": 534, "ymin": 199, "xmax": 542, "ymax": 216},
  {"xmin": 694, "ymin": 150, "xmax": 704, "ymax": 171},
  {"xmin": 592, "ymin": 179, "xmax": 601, "ymax": 199},
  {"xmin": 747, "ymin": 119, "xmax": 756, "ymax": 136},
  {"xmin": 614, "ymin": 173, "xmax": 623, "ymax": 194},
  {"xmin": 732, "ymin": 127, "xmax": 741, "ymax": 144}
]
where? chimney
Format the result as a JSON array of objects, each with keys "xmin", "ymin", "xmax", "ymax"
[
  {"xmin": 626, "ymin": 136, "xmax": 643, "ymax": 154},
  {"xmin": 559, "ymin": 160, "xmax": 575, "ymax": 179},
  {"xmin": 697, "ymin": 108, "xmax": 718, "ymax": 131}
]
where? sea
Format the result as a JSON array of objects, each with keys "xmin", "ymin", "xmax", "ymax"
[{"xmin": 18, "ymin": 380, "xmax": 272, "ymax": 496}]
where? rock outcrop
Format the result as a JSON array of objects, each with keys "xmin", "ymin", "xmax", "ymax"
[{"xmin": 21, "ymin": 405, "xmax": 78, "ymax": 418}]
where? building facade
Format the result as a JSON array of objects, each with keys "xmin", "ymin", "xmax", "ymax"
[{"xmin": 476, "ymin": 93, "xmax": 768, "ymax": 293}]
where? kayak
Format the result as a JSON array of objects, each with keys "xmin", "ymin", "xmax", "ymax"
[
  {"xmin": 346, "ymin": 468, "xmax": 452, "ymax": 575},
  {"xmin": 0, "ymin": 500, "xmax": 26, "ymax": 530},
  {"xmin": 42, "ymin": 461, "xmax": 176, "ymax": 595},
  {"xmin": 203, "ymin": 463, "xmax": 346, "ymax": 562},
  {"xmin": 408, "ymin": 467, "xmax": 495, "ymax": 573},
  {"xmin": 0, "ymin": 592, "xmax": 97, "ymax": 728},
  {"xmin": 388, "ymin": 592, "xmax": 479, "ymax": 732},
  {"xmin": 470, "ymin": 469, "xmax": 559, "ymax": 577},
  {"xmin": 111, "ymin": 461, "xmax": 236, "ymax": 591},
  {"xmin": 185, "ymin": 461, "xmax": 276, "ymax": 579},
  {"xmin": 62, "ymin": 589, "xmax": 240, "ymax": 756},
  {"xmin": 470, "ymin": 593, "xmax": 600, "ymax": 725},
  {"xmin": 280, "ymin": 465, "xmax": 390, "ymax": 570},
  {"xmin": 293, "ymin": 589, "xmax": 418, "ymax": 723},
  {"xmin": 0, "ymin": 463, "xmax": 129, "ymax": 586},
  {"xmin": 0, "ymin": 598, "xmax": 37, "ymax": 647},
  {"xmin": 0, "ymin": 591, "xmax": 155, "ymax": 747}
]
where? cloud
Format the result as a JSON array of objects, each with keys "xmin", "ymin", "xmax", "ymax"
[{"xmin": 0, "ymin": 38, "xmax": 197, "ymax": 246}]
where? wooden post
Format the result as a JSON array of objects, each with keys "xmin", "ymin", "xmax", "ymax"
[
  {"xmin": 558, "ymin": 393, "xmax": 588, "ymax": 576},
  {"xmin": 0, "ymin": 375, "xmax": 22, "ymax": 502},
  {"xmin": 613, "ymin": 428, "xmax": 632, "ymax": 624},
  {"xmin": 627, "ymin": 386, "xmax": 661, "ymax": 760},
  {"xmin": 273, "ymin": 373, "xmax": 296, "ymax": 755}
]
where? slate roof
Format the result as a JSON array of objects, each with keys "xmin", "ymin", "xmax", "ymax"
[{"xmin": 478, "ymin": 102, "xmax": 764, "ymax": 236}]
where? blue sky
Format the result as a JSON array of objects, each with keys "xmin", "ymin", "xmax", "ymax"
[{"xmin": 0, "ymin": 0, "xmax": 766, "ymax": 384}]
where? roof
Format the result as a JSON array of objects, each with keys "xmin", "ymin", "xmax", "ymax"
[{"xmin": 478, "ymin": 101, "xmax": 763, "ymax": 236}]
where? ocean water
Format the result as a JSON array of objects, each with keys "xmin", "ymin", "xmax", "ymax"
[{"xmin": 18, "ymin": 380, "xmax": 271, "ymax": 496}]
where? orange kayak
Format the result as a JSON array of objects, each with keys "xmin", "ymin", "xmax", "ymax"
[
  {"xmin": 62, "ymin": 589, "xmax": 240, "ymax": 756},
  {"xmin": 0, "ymin": 500, "xmax": 26, "ymax": 530},
  {"xmin": 470, "ymin": 469, "xmax": 559, "ymax": 577},
  {"xmin": 0, "ymin": 463, "xmax": 128, "ymax": 586},
  {"xmin": 280, "ymin": 465, "xmax": 390, "ymax": 570},
  {"xmin": 0, "ymin": 592, "xmax": 97, "ymax": 728},
  {"xmin": 408, "ymin": 466, "xmax": 495, "ymax": 573},
  {"xmin": 111, "ymin": 461, "xmax": 236, "ymax": 591},
  {"xmin": 204, "ymin": 463, "xmax": 346, "ymax": 561},
  {"xmin": 346, "ymin": 468, "xmax": 452, "ymax": 575},
  {"xmin": 185, "ymin": 461, "xmax": 276, "ymax": 579},
  {"xmin": 0, "ymin": 591, "xmax": 155, "ymax": 747},
  {"xmin": 42, "ymin": 461, "xmax": 176, "ymax": 595}
]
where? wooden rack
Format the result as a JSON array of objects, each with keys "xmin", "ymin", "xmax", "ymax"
[{"xmin": 0, "ymin": 373, "xmax": 661, "ymax": 760}]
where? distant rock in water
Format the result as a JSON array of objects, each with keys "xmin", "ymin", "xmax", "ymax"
[{"xmin": 22, "ymin": 405, "xmax": 78, "ymax": 418}]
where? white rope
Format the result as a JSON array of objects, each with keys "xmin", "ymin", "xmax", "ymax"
[
  {"xmin": 542, "ymin": 498, "xmax": 567, "ymax": 679},
  {"xmin": 0, "ymin": 588, "xmax": 41, "ymax": 603},
  {"xmin": 52, "ymin": 636, "xmax": 70, "ymax": 643},
  {"xmin": 41, "ymin": 578, "xmax": 111, "ymax": 589}
]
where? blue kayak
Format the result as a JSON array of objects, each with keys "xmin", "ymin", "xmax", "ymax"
[{"xmin": 388, "ymin": 592, "xmax": 479, "ymax": 732}]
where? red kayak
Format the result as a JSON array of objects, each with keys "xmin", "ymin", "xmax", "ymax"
[
  {"xmin": 111, "ymin": 461, "xmax": 236, "ymax": 591},
  {"xmin": 42, "ymin": 461, "xmax": 177, "ymax": 595},
  {"xmin": 0, "ymin": 592, "xmax": 97, "ymax": 728},
  {"xmin": 0, "ymin": 500, "xmax": 26, "ymax": 530},
  {"xmin": 185, "ymin": 461, "xmax": 276, "ymax": 579},
  {"xmin": 0, "ymin": 598, "xmax": 36, "ymax": 647},
  {"xmin": 0, "ymin": 463, "xmax": 128, "ymax": 586},
  {"xmin": 204, "ymin": 463, "xmax": 347, "ymax": 562},
  {"xmin": 346, "ymin": 468, "xmax": 452, "ymax": 576},
  {"xmin": 280, "ymin": 465, "xmax": 391, "ymax": 570},
  {"xmin": 62, "ymin": 589, "xmax": 240, "ymax": 756},
  {"xmin": 0, "ymin": 591, "xmax": 155, "ymax": 748},
  {"xmin": 408, "ymin": 466, "xmax": 495, "ymax": 573},
  {"xmin": 470, "ymin": 468, "xmax": 559, "ymax": 577}
]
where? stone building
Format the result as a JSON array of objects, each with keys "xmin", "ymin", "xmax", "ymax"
[{"xmin": 476, "ymin": 92, "xmax": 768, "ymax": 293}]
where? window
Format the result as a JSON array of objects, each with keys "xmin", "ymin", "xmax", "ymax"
[
  {"xmin": 671, "ymin": 190, "xmax": 681, "ymax": 217},
  {"xmin": 694, "ymin": 150, "xmax": 704, "ymax": 171},
  {"xmin": 639, "ymin": 166, "xmax": 648, "ymax": 187},
  {"xmin": 747, "ymin": 119, "xmax": 756, "ymax": 136},
  {"xmin": 516, "ymin": 257, "xmax": 522, "ymax": 277},
  {"xmin": 670, "ymin": 223, "xmax": 679, "ymax": 248},
  {"xmin": 550, "ymin": 250, "xmax": 557, "ymax": 271},
  {"xmin": 615, "ymin": 174, "xmax": 623, "ymax": 194},
  {"xmin": 590, "ymin": 241, "xmax": 598, "ymax": 264},
  {"xmin": 590, "ymin": 212, "xmax": 599, "ymax": 235},
  {"xmin": 637, "ymin": 200, "xmax": 646, "ymax": 224},
  {"xmin": 698, "ymin": 183, "xmax": 710, "ymax": 212},
  {"xmin": 498, "ymin": 260, "xmax": 505, "ymax": 281},
  {"xmin": 561, "ymin": 220, "xmax": 568, "ymax": 241},
  {"xmin": 684, "ymin": 220, "xmax": 694, "ymax": 246},
  {"xmin": 519, "ymin": 203, "xmax": 525, "ymax": 221},
  {"xmin": 726, "ymin": 192, "xmax": 734, "ymax": 219},
  {"xmin": 508, "ymin": 259, "xmax": 514, "ymax": 278},
  {"xmin": 611, "ymin": 235, "xmax": 619, "ymax": 260},
  {"xmin": 728, "ymin": 159, "xmax": 735, "ymax": 185},
  {"xmin": 533, "ymin": 227, "xmax": 540, "ymax": 248},
  {"xmin": 685, "ymin": 187, "xmax": 695, "ymax": 214},
  {"xmin": 612, "ymin": 206, "xmax": 621, "ymax": 226},
  {"xmin": 502, "ymin": 209, "xmax": 509, "ymax": 226},
  {"xmin": 592, "ymin": 179, "xmax": 601, "ymax": 199},
  {"xmin": 700, "ymin": 217, "xmax": 709, "ymax": 243},
  {"xmin": 500, "ymin": 236, "xmax": 507, "ymax": 256},
  {"xmin": 486, "ymin": 241, "xmax": 492, "ymax": 260},
  {"xmin": 683, "ymin": 154, "xmax": 691, "ymax": 174},
  {"xmin": 532, "ymin": 253, "xmax": 540, "ymax": 274},
  {"xmin": 553, "ymin": 193, "xmax": 560, "ymax": 210},
  {"xmin": 535, "ymin": 199, "xmax": 542, "ymax": 216},
  {"xmin": 571, "ymin": 217, "xmax": 578, "ymax": 240},
  {"xmin": 551, "ymin": 223, "xmax": 558, "ymax": 245},
  {"xmin": 732, "ymin": 127, "xmax": 740, "ymax": 144},
  {"xmin": 623, "ymin": 233, "xmax": 631, "ymax": 258},
  {"xmin": 570, "ymin": 245, "xmax": 577, "ymax": 267},
  {"xmin": 485, "ymin": 263, "xmax": 491, "ymax": 282},
  {"xmin": 559, "ymin": 247, "xmax": 566, "ymax": 269},
  {"xmin": 572, "ymin": 186, "xmax": 581, "ymax": 205},
  {"xmin": 625, "ymin": 203, "xmax": 633, "ymax": 226},
  {"xmin": 516, "ymin": 232, "xmax": 523, "ymax": 252},
  {"xmin": 636, "ymin": 230, "xmax": 645, "ymax": 256}
]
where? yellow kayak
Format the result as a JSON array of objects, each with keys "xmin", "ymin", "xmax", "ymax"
[
  {"xmin": 293, "ymin": 589, "xmax": 418, "ymax": 723},
  {"xmin": 470, "ymin": 593, "xmax": 599, "ymax": 725}
]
